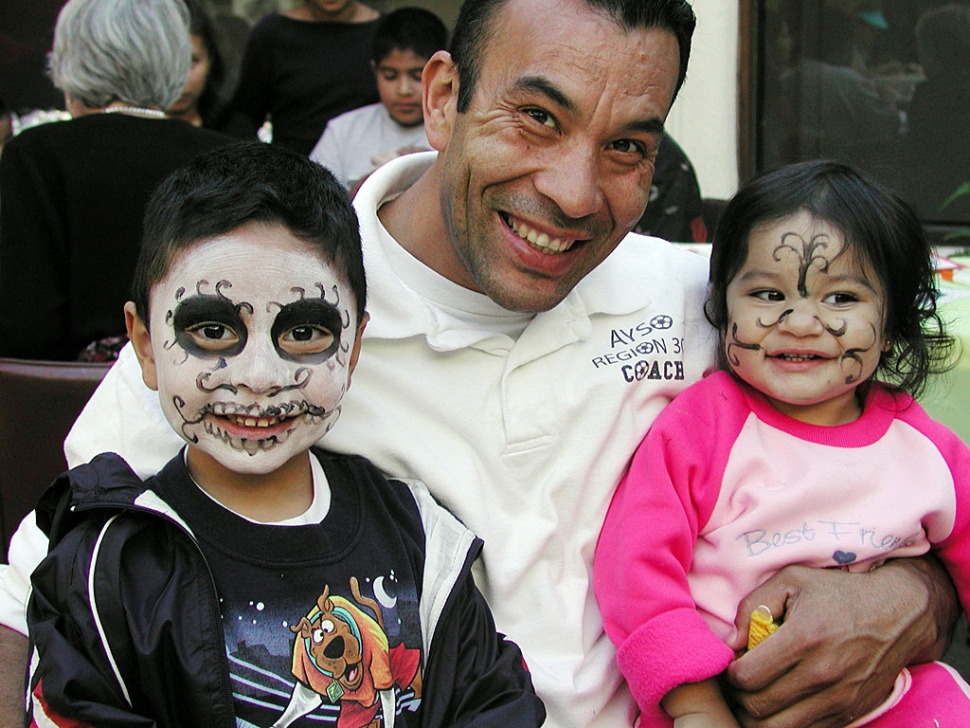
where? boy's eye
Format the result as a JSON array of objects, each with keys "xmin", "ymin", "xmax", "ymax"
[
  {"xmin": 752, "ymin": 290, "xmax": 784, "ymax": 302},
  {"xmin": 278, "ymin": 325, "xmax": 334, "ymax": 356},
  {"xmin": 185, "ymin": 322, "xmax": 240, "ymax": 350}
]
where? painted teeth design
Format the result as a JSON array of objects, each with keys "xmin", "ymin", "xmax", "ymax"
[
  {"xmin": 779, "ymin": 353, "xmax": 816, "ymax": 361},
  {"xmin": 506, "ymin": 215, "xmax": 573, "ymax": 253}
]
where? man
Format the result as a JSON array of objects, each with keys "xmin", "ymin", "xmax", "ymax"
[{"xmin": 0, "ymin": 1, "xmax": 956, "ymax": 726}]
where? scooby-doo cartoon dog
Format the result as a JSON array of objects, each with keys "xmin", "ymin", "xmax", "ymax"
[{"xmin": 271, "ymin": 577, "xmax": 422, "ymax": 728}]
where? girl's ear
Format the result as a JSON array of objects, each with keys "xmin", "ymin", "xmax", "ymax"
[
  {"xmin": 125, "ymin": 301, "xmax": 159, "ymax": 391},
  {"xmin": 422, "ymin": 50, "xmax": 459, "ymax": 153}
]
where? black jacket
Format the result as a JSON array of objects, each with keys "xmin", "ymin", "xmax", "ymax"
[{"xmin": 27, "ymin": 450, "xmax": 545, "ymax": 727}]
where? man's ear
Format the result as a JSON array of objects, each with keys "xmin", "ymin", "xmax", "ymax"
[
  {"xmin": 346, "ymin": 312, "xmax": 370, "ymax": 388},
  {"xmin": 124, "ymin": 301, "xmax": 159, "ymax": 392},
  {"xmin": 422, "ymin": 49, "xmax": 459, "ymax": 152}
]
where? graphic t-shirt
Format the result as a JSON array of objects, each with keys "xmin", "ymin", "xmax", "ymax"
[{"xmin": 151, "ymin": 449, "xmax": 426, "ymax": 727}]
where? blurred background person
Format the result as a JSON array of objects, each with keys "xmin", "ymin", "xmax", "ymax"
[
  {"xmin": 232, "ymin": 0, "xmax": 381, "ymax": 155},
  {"xmin": 309, "ymin": 6, "xmax": 447, "ymax": 193},
  {"xmin": 0, "ymin": 0, "xmax": 235, "ymax": 362},
  {"xmin": 905, "ymin": 3, "xmax": 970, "ymax": 224},
  {"xmin": 632, "ymin": 135, "xmax": 708, "ymax": 243},
  {"xmin": 166, "ymin": 0, "xmax": 254, "ymax": 137}
]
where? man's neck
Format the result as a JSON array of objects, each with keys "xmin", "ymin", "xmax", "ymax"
[
  {"xmin": 288, "ymin": 2, "xmax": 376, "ymax": 23},
  {"xmin": 378, "ymin": 162, "xmax": 478, "ymax": 291}
]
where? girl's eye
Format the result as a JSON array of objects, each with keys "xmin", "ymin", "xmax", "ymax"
[
  {"xmin": 185, "ymin": 322, "xmax": 239, "ymax": 350},
  {"xmin": 752, "ymin": 290, "xmax": 784, "ymax": 302},
  {"xmin": 525, "ymin": 108, "xmax": 557, "ymax": 129},
  {"xmin": 823, "ymin": 292, "xmax": 859, "ymax": 305},
  {"xmin": 279, "ymin": 325, "xmax": 334, "ymax": 355}
]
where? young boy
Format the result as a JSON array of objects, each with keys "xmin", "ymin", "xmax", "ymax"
[
  {"xmin": 308, "ymin": 7, "xmax": 447, "ymax": 192},
  {"xmin": 26, "ymin": 142, "xmax": 544, "ymax": 728}
]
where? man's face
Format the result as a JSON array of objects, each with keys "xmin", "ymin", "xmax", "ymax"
[
  {"xmin": 141, "ymin": 222, "xmax": 362, "ymax": 475},
  {"xmin": 430, "ymin": 0, "xmax": 680, "ymax": 313},
  {"xmin": 374, "ymin": 48, "xmax": 427, "ymax": 127}
]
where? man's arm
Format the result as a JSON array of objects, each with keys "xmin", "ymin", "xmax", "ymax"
[
  {"xmin": 0, "ymin": 625, "xmax": 28, "ymax": 726},
  {"xmin": 725, "ymin": 556, "xmax": 959, "ymax": 728}
]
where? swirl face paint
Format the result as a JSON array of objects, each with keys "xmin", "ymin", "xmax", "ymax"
[
  {"xmin": 724, "ymin": 211, "xmax": 888, "ymax": 425},
  {"xmin": 148, "ymin": 222, "xmax": 360, "ymax": 474}
]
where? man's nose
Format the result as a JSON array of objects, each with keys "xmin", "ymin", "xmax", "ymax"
[{"xmin": 533, "ymin": 142, "xmax": 603, "ymax": 221}]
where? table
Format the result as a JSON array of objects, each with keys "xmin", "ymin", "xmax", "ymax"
[{"xmin": 921, "ymin": 267, "xmax": 970, "ymax": 444}]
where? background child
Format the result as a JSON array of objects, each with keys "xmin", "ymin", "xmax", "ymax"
[
  {"xmin": 308, "ymin": 7, "xmax": 447, "ymax": 193},
  {"xmin": 594, "ymin": 160, "xmax": 970, "ymax": 727},
  {"xmin": 26, "ymin": 142, "xmax": 544, "ymax": 728}
]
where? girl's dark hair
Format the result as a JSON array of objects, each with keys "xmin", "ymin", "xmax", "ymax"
[
  {"xmin": 183, "ymin": 0, "xmax": 231, "ymax": 128},
  {"xmin": 706, "ymin": 159, "xmax": 954, "ymax": 398}
]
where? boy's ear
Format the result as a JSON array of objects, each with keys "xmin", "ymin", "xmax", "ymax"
[
  {"xmin": 422, "ymin": 49, "xmax": 458, "ymax": 152},
  {"xmin": 124, "ymin": 301, "xmax": 159, "ymax": 392},
  {"xmin": 346, "ymin": 312, "xmax": 370, "ymax": 388}
]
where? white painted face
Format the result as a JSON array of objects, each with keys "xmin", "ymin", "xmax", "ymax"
[{"xmin": 147, "ymin": 222, "xmax": 360, "ymax": 474}]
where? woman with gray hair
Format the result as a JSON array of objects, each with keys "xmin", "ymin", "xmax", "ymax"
[{"xmin": 0, "ymin": 0, "xmax": 235, "ymax": 362}]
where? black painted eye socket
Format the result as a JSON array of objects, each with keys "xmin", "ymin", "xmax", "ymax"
[
  {"xmin": 173, "ymin": 295, "xmax": 247, "ymax": 358},
  {"xmin": 272, "ymin": 299, "xmax": 343, "ymax": 363}
]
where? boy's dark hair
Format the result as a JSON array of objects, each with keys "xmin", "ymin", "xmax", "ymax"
[
  {"xmin": 449, "ymin": 0, "xmax": 695, "ymax": 113},
  {"xmin": 372, "ymin": 7, "xmax": 449, "ymax": 65},
  {"xmin": 706, "ymin": 159, "xmax": 953, "ymax": 398},
  {"xmin": 133, "ymin": 142, "xmax": 365, "ymax": 327}
]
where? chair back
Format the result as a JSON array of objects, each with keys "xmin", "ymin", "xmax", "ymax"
[{"xmin": 0, "ymin": 358, "xmax": 112, "ymax": 560}]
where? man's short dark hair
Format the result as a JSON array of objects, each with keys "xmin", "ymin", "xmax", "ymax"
[
  {"xmin": 132, "ymin": 142, "xmax": 365, "ymax": 327},
  {"xmin": 449, "ymin": 0, "xmax": 696, "ymax": 113},
  {"xmin": 372, "ymin": 7, "xmax": 449, "ymax": 65}
]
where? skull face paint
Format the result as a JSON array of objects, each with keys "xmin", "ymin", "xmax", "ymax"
[
  {"xmin": 148, "ymin": 222, "xmax": 360, "ymax": 474},
  {"xmin": 724, "ymin": 211, "xmax": 888, "ymax": 425}
]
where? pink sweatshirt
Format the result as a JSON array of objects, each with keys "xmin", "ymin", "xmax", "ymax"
[{"xmin": 594, "ymin": 371, "xmax": 970, "ymax": 723}]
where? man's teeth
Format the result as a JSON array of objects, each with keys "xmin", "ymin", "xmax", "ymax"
[{"xmin": 509, "ymin": 217, "xmax": 572, "ymax": 253}]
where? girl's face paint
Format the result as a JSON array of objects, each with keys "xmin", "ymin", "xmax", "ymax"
[
  {"xmin": 148, "ymin": 222, "xmax": 360, "ymax": 474},
  {"xmin": 724, "ymin": 210, "xmax": 889, "ymax": 425}
]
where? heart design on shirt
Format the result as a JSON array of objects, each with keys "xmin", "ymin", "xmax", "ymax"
[{"xmin": 832, "ymin": 550, "xmax": 857, "ymax": 565}]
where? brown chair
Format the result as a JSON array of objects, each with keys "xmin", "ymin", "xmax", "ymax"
[{"xmin": 0, "ymin": 358, "xmax": 112, "ymax": 561}]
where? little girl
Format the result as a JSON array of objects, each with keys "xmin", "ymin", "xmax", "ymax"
[{"xmin": 594, "ymin": 160, "xmax": 970, "ymax": 727}]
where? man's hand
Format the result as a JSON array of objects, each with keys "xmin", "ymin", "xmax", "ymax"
[
  {"xmin": 725, "ymin": 557, "xmax": 958, "ymax": 728},
  {"xmin": 0, "ymin": 625, "xmax": 28, "ymax": 726}
]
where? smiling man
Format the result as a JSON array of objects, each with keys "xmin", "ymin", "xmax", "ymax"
[{"xmin": 0, "ymin": 1, "xmax": 959, "ymax": 727}]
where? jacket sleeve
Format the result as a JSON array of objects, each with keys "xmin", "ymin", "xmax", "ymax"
[
  {"xmin": 27, "ymin": 472, "xmax": 234, "ymax": 728},
  {"xmin": 26, "ymin": 492, "xmax": 154, "ymax": 727},
  {"xmin": 593, "ymin": 376, "xmax": 738, "ymax": 716},
  {"xmin": 419, "ymin": 565, "xmax": 545, "ymax": 727}
]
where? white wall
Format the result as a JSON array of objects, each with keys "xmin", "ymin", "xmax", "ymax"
[{"xmin": 666, "ymin": 0, "xmax": 740, "ymax": 201}]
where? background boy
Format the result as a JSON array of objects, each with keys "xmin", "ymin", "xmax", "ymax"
[
  {"xmin": 26, "ymin": 142, "xmax": 543, "ymax": 728},
  {"xmin": 309, "ymin": 7, "xmax": 448, "ymax": 192}
]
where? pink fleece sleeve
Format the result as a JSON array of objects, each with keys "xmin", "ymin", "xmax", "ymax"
[
  {"xmin": 593, "ymin": 373, "xmax": 746, "ymax": 713},
  {"xmin": 902, "ymin": 403, "xmax": 970, "ymax": 611}
]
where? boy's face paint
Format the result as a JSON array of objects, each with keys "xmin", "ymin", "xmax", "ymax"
[
  {"xmin": 724, "ymin": 211, "xmax": 889, "ymax": 425},
  {"xmin": 148, "ymin": 222, "xmax": 359, "ymax": 474}
]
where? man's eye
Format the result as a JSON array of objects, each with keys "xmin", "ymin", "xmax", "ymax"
[
  {"xmin": 525, "ymin": 108, "xmax": 557, "ymax": 129},
  {"xmin": 279, "ymin": 325, "xmax": 334, "ymax": 355},
  {"xmin": 185, "ymin": 322, "xmax": 239, "ymax": 350},
  {"xmin": 609, "ymin": 139, "xmax": 647, "ymax": 156},
  {"xmin": 752, "ymin": 290, "xmax": 784, "ymax": 302},
  {"xmin": 408, "ymin": 70, "xmax": 423, "ymax": 83},
  {"xmin": 380, "ymin": 70, "xmax": 398, "ymax": 81}
]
